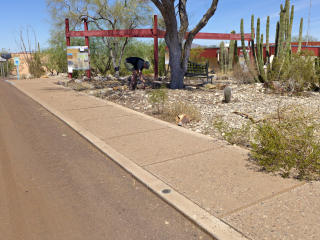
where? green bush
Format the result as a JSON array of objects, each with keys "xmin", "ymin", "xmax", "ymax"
[
  {"xmin": 213, "ymin": 118, "xmax": 253, "ymax": 147},
  {"xmin": 251, "ymin": 105, "xmax": 320, "ymax": 180},
  {"xmin": 269, "ymin": 50, "xmax": 319, "ymax": 92}
]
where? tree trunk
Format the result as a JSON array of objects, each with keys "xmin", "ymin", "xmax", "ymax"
[
  {"xmin": 169, "ymin": 60, "xmax": 184, "ymax": 89},
  {"xmin": 167, "ymin": 38, "xmax": 185, "ymax": 89}
]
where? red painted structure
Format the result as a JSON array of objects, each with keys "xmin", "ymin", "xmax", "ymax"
[
  {"xmin": 198, "ymin": 41, "xmax": 320, "ymax": 69},
  {"xmin": 65, "ymin": 15, "xmax": 252, "ymax": 79}
]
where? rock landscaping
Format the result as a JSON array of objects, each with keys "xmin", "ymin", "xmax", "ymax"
[{"xmin": 58, "ymin": 75, "xmax": 320, "ymax": 146}]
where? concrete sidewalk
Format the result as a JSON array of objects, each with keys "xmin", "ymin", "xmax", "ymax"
[{"xmin": 7, "ymin": 78, "xmax": 320, "ymax": 240}]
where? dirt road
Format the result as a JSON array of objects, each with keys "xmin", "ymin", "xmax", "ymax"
[{"xmin": 0, "ymin": 79, "xmax": 212, "ymax": 240}]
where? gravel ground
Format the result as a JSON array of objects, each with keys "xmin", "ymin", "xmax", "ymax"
[{"xmin": 59, "ymin": 76, "xmax": 320, "ymax": 145}]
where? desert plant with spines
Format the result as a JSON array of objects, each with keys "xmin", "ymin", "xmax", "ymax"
[
  {"xmin": 284, "ymin": 5, "xmax": 294, "ymax": 58},
  {"xmin": 224, "ymin": 86, "xmax": 232, "ymax": 103},
  {"xmin": 266, "ymin": 16, "xmax": 270, "ymax": 63},
  {"xmin": 228, "ymin": 30, "xmax": 235, "ymax": 71},
  {"xmin": 251, "ymin": 15, "xmax": 255, "ymax": 41},
  {"xmin": 260, "ymin": 34, "xmax": 264, "ymax": 65},
  {"xmin": 234, "ymin": 40, "xmax": 239, "ymax": 64},
  {"xmin": 298, "ymin": 18, "xmax": 303, "ymax": 52},
  {"xmin": 256, "ymin": 18, "xmax": 261, "ymax": 67},
  {"xmin": 240, "ymin": 18, "xmax": 249, "ymax": 65},
  {"xmin": 220, "ymin": 41, "xmax": 225, "ymax": 72},
  {"xmin": 255, "ymin": 18, "xmax": 266, "ymax": 82},
  {"xmin": 251, "ymin": 15, "xmax": 257, "ymax": 65},
  {"xmin": 223, "ymin": 48, "xmax": 228, "ymax": 73},
  {"xmin": 275, "ymin": 21, "xmax": 280, "ymax": 57},
  {"xmin": 278, "ymin": 4, "xmax": 286, "ymax": 57}
]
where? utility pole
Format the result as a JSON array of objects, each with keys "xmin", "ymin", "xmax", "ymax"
[{"xmin": 306, "ymin": 0, "xmax": 311, "ymax": 45}]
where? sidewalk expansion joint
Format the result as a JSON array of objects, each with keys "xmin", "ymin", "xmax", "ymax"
[
  {"xmin": 65, "ymin": 105, "xmax": 117, "ymax": 112},
  {"xmin": 218, "ymin": 182, "xmax": 306, "ymax": 219},
  {"xmin": 102, "ymin": 127, "xmax": 169, "ymax": 140},
  {"xmin": 142, "ymin": 146, "xmax": 225, "ymax": 167}
]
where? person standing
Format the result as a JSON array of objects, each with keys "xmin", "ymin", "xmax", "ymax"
[{"xmin": 125, "ymin": 57, "xmax": 150, "ymax": 90}]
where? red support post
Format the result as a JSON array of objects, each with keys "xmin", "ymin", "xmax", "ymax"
[
  {"xmin": 83, "ymin": 18, "xmax": 91, "ymax": 79},
  {"xmin": 65, "ymin": 19, "xmax": 72, "ymax": 79},
  {"xmin": 154, "ymin": 15, "xmax": 158, "ymax": 80}
]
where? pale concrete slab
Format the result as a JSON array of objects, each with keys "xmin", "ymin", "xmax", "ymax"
[
  {"xmin": 63, "ymin": 105, "xmax": 132, "ymax": 121},
  {"xmin": 72, "ymin": 114, "xmax": 168, "ymax": 139},
  {"xmin": 145, "ymin": 146, "xmax": 298, "ymax": 218},
  {"xmin": 222, "ymin": 181, "xmax": 320, "ymax": 240},
  {"xmin": 105, "ymin": 127, "xmax": 222, "ymax": 166},
  {"xmin": 11, "ymin": 78, "xmax": 110, "ymax": 110}
]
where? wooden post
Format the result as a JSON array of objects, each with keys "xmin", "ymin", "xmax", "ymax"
[
  {"xmin": 83, "ymin": 18, "xmax": 91, "ymax": 79},
  {"xmin": 154, "ymin": 15, "xmax": 158, "ymax": 80},
  {"xmin": 65, "ymin": 19, "xmax": 72, "ymax": 79}
]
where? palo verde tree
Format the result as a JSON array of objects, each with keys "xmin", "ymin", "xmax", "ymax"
[
  {"xmin": 46, "ymin": 0, "xmax": 153, "ymax": 78},
  {"xmin": 151, "ymin": 0, "xmax": 219, "ymax": 89},
  {"xmin": 42, "ymin": 29, "xmax": 68, "ymax": 74}
]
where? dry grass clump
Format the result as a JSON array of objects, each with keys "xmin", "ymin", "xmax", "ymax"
[{"xmin": 162, "ymin": 101, "xmax": 201, "ymax": 123}]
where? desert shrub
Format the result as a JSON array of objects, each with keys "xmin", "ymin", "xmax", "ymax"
[
  {"xmin": 189, "ymin": 46, "xmax": 205, "ymax": 63},
  {"xmin": 162, "ymin": 101, "xmax": 201, "ymax": 123},
  {"xmin": 148, "ymin": 84, "xmax": 168, "ymax": 113},
  {"xmin": 232, "ymin": 63, "xmax": 259, "ymax": 84},
  {"xmin": 251, "ymin": 105, "xmax": 320, "ymax": 180},
  {"xmin": 268, "ymin": 50, "xmax": 319, "ymax": 92},
  {"xmin": 213, "ymin": 118, "xmax": 253, "ymax": 147}
]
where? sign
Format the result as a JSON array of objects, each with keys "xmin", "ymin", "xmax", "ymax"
[
  {"xmin": 66, "ymin": 46, "xmax": 90, "ymax": 70},
  {"xmin": 1, "ymin": 53, "xmax": 12, "ymax": 59},
  {"xmin": 0, "ymin": 57, "xmax": 6, "ymax": 62},
  {"xmin": 14, "ymin": 57, "xmax": 20, "ymax": 66}
]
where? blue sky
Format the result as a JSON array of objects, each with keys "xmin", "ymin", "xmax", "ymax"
[{"xmin": 1, "ymin": 0, "xmax": 319, "ymax": 53}]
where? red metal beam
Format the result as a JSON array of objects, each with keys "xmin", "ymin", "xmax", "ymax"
[
  {"xmin": 192, "ymin": 32, "xmax": 251, "ymax": 41},
  {"xmin": 66, "ymin": 28, "xmax": 251, "ymax": 41},
  {"xmin": 67, "ymin": 29, "xmax": 156, "ymax": 38}
]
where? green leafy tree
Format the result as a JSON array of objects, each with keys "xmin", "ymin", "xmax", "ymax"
[
  {"xmin": 42, "ymin": 30, "xmax": 68, "ymax": 74},
  {"xmin": 47, "ymin": 0, "xmax": 153, "ymax": 78},
  {"xmin": 291, "ymin": 35, "xmax": 318, "ymax": 42},
  {"xmin": 189, "ymin": 46, "xmax": 205, "ymax": 63},
  {"xmin": 89, "ymin": 36, "xmax": 112, "ymax": 76}
]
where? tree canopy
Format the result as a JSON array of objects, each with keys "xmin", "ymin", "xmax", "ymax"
[{"xmin": 46, "ymin": 0, "xmax": 154, "ymax": 77}]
